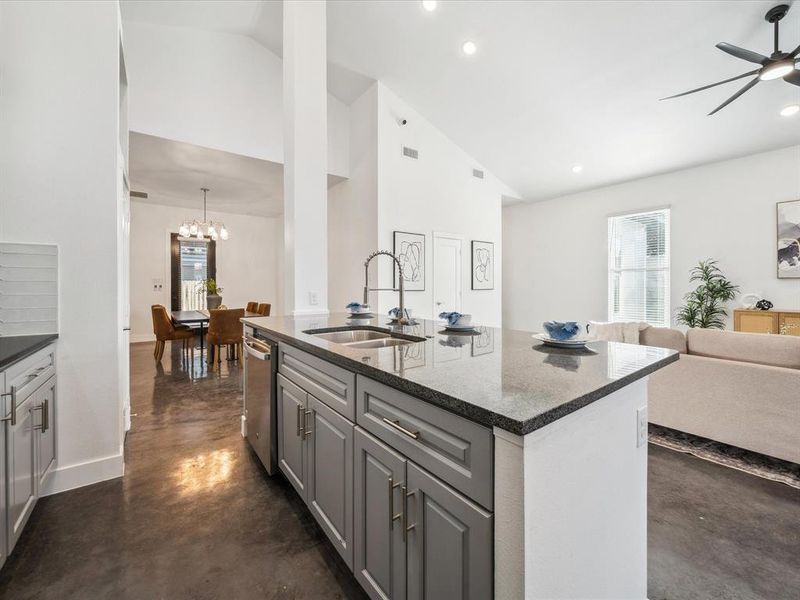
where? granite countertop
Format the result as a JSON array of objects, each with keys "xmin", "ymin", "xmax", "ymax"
[
  {"xmin": 0, "ymin": 334, "xmax": 59, "ymax": 371},
  {"xmin": 242, "ymin": 314, "xmax": 678, "ymax": 435}
]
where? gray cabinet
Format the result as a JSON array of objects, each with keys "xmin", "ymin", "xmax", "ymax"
[
  {"xmin": 37, "ymin": 377, "xmax": 56, "ymax": 486},
  {"xmin": 277, "ymin": 373, "xmax": 307, "ymax": 499},
  {"xmin": 306, "ymin": 394, "xmax": 354, "ymax": 568},
  {"xmin": 406, "ymin": 462, "xmax": 493, "ymax": 600},
  {"xmin": 7, "ymin": 388, "xmax": 37, "ymax": 552},
  {"xmin": 0, "ymin": 372, "xmax": 6, "ymax": 571},
  {"xmin": 354, "ymin": 428, "xmax": 407, "ymax": 600}
]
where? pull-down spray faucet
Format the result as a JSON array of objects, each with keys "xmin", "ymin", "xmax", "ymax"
[{"xmin": 363, "ymin": 250, "xmax": 408, "ymax": 325}]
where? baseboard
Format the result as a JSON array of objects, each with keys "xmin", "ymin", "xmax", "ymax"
[{"xmin": 40, "ymin": 452, "xmax": 125, "ymax": 497}]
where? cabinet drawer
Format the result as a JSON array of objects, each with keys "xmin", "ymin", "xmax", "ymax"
[
  {"xmin": 356, "ymin": 375, "xmax": 493, "ymax": 510},
  {"xmin": 279, "ymin": 345, "xmax": 356, "ymax": 420},
  {"xmin": 3, "ymin": 343, "xmax": 56, "ymax": 416}
]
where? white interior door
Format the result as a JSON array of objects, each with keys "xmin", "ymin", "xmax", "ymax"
[
  {"xmin": 119, "ymin": 158, "xmax": 131, "ymax": 433},
  {"xmin": 433, "ymin": 234, "xmax": 462, "ymax": 316}
]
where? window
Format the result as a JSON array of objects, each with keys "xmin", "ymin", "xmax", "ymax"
[
  {"xmin": 608, "ymin": 208, "xmax": 670, "ymax": 327},
  {"xmin": 170, "ymin": 234, "xmax": 216, "ymax": 311}
]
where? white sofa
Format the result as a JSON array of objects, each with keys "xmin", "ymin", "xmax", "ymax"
[{"xmin": 641, "ymin": 327, "xmax": 800, "ymax": 464}]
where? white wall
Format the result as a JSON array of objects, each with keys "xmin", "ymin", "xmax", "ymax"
[
  {"xmin": 328, "ymin": 84, "xmax": 379, "ymax": 312},
  {"xmin": 130, "ymin": 201, "xmax": 282, "ymax": 342},
  {"xmin": 503, "ymin": 146, "xmax": 800, "ymax": 332},
  {"xmin": 0, "ymin": 1, "xmax": 124, "ymax": 491},
  {"xmin": 123, "ymin": 21, "xmax": 349, "ymax": 178},
  {"xmin": 375, "ymin": 84, "xmax": 515, "ymax": 326}
]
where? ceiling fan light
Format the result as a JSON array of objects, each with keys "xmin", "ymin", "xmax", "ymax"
[
  {"xmin": 780, "ymin": 104, "xmax": 800, "ymax": 117},
  {"xmin": 759, "ymin": 61, "xmax": 794, "ymax": 81}
]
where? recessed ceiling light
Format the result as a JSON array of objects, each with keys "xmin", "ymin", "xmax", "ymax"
[
  {"xmin": 572, "ymin": 164, "xmax": 583, "ymax": 174},
  {"xmin": 461, "ymin": 41, "xmax": 477, "ymax": 56},
  {"xmin": 780, "ymin": 104, "xmax": 800, "ymax": 117},
  {"xmin": 421, "ymin": 0, "xmax": 437, "ymax": 11}
]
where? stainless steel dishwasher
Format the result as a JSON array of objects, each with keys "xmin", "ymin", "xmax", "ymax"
[{"xmin": 243, "ymin": 326, "xmax": 277, "ymax": 475}]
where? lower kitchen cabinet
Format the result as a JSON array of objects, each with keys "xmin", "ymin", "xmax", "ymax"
[
  {"xmin": 6, "ymin": 387, "xmax": 38, "ymax": 552},
  {"xmin": 406, "ymin": 462, "xmax": 493, "ymax": 600},
  {"xmin": 277, "ymin": 373, "xmax": 307, "ymax": 499},
  {"xmin": 306, "ymin": 395, "xmax": 354, "ymax": 568},
  {"xmin": 37, "ymin": 378, "xmax": 56, "ymax": 487},
  {"xmin": 354, "ymin": 427, "xmax": 407, "ymax": 600}
]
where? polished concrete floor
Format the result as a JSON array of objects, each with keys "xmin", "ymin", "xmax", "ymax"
[{"xmin": 0, "ymin": 340, "xmax": 797, "ymax": 599}]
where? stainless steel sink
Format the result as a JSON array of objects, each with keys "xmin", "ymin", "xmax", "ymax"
[
  {"xmin": 304, "ymin": 327, "xmax": 425, "ymax": 349},
  {"xmin": 345, "ymin": 338, "xmax": 416, "ymax": 349},
  {"xmin": 310, "ymin": 329, "xmax": 391, "ymax": 344}
]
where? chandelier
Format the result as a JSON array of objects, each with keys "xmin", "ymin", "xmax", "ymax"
[{"xmin": 178, "ymin": 187, "xmax": 228, "ymax": 241}]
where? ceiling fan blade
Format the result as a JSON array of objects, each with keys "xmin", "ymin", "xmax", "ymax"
[
  {"xmin": 716, "ymin": 42, "xmax": 768, "ymax": 65},
  {"xmin": 790, "ymin": 44, "xmax": 800, "ymax": 58},
  {"xmin": 660, "ymin": 69, "xmax": 759, "ymax": 100},
  {"xmin": 708, "ymin": 77, "xmax": 759, "ymax": 115},
  {"xmin": 784, "ymin": 69, "xmax": 800, "ymax": 86}
]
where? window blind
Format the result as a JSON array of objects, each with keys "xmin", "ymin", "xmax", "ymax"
[
  {"xmin": 608, "ymin": 209, "xmax": 670, "ymax": 327},
  {"xmin": 0, "ymin": 243, "xmax": 58, "ymax": 336}
]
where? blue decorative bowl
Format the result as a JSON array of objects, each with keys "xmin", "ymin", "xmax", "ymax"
[{"xmin": 543, "ymin": 321, "xmax": 581, "ymax": 341}]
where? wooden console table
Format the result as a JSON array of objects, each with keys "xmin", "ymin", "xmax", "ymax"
[{"xmin": 733, "ymin": 309, "xmax": 800, "ymax": 336}]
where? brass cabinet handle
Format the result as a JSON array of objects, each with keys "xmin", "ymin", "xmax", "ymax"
[
  {"xmin": 382, "ymin": 417, "xmax": 420, "ymax": 440},
  {"xmin": 403, "ymin": 487, "xmax": 416, "ymax": 542},
  {"xmin": 296, "ymin": 404, "xmax": 303, "ymax": 437},
  {"xmin": 0, "ymin": 386, "xmax": 17, "ymax": 426},
  {"xmin": 303, "ymin": 410, "xmax": 313, "ymax": 438},
  {"xmin": 389, "ymin": 478, "xmax": 403, "ymax": 530}
]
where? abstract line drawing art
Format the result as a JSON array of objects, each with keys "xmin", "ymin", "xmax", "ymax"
[
  {"xmin": 393, "ymin": 231, "xmax": 425, "ymax": 291},
  {"xmin": 471, "ymin": 240, "xmax": 494, "ymax": 290}
]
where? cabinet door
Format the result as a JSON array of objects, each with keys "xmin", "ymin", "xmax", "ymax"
[
  {"xmin": 307, "ymin": 394, "xmax": 354, "ymax": 568},
  {"xmin": 0, "ymin": 395, "xmax": 6, "ymax": 570},
  {"xmin": 736, "ymin": 311, "xmax": 778, "ymax": 334},
  {"xmin": 7, "ymin": 388, "xmax": 38, "ymax": 553},
  {"xmin": 406, "ymin": 463, "xmax": 493, "ymax": 600},
  {"xmin": 354, "ymin": 427, "xmax": 407, "ymax": 600},
  {"xmin": 277, "ymin": 374, "xmax": 307, "ymax": 500},
  {"xmin": 37, "ymin": 377, "xmax": 56, "ymax": 486}
]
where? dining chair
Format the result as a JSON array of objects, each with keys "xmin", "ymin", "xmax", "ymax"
[
  {"xmin": 151, "ymin": 305, "xmax": 195, "ymax": 362},
  {"xmin": 246, "ymin": 301, "xmax": 259, "ymax": 313},
  {"xmin": 207, "ymin": 308, "xmax": 245, "ymax": 369},
  {"xmin": 257, "ymin": 303, "xmax": 271, "ymax": 316}
]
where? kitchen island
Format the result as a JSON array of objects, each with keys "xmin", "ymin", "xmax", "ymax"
[{"xmin": 241, "ymin": 314, "xmax": 678, "ymax": 599}]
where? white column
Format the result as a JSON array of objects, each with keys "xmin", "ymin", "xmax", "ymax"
[{"xmin": 282, "ymin": 0, "xmax": 328, "ymax": 316}]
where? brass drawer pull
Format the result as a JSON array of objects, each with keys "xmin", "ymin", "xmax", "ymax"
[
  {"xmin": 403, "ymin": 487, "xmax": 416, "ymax": 542},
  {"xmin": 296, "ymin": 404, "xmax": 303, "ymax": 437},
  {"xmin": 0, "ymin": 386, "xmax": 17, "ymax": 426},
  {"xmin": 382, "ymin": 417, "xmax": 419, "ymax": 440},
  {"xmin": 389, "ymin": 477, "xmax": 403, "ymax": 529}
]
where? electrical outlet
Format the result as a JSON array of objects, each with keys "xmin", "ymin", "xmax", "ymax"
[
  {"xmin": 309, "ymin": 292, "xmax": 318, "ymax": 306},
  {"xmin": 636, "ymin": 406, "xmax": 648, "ymax": 448}
]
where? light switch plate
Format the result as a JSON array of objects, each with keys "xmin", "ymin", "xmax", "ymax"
[{"xmin": 636, "ymin": 406, "xmax": 648, "ymax": 448}]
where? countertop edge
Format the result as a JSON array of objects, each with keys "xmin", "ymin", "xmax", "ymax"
[
  {"xmin": 0, "ymin": 334, "xmax": 59, "ymax": 372},
  {"xmin": 243, "ymin": 318, "xmax": 679, "ymax": 436}
]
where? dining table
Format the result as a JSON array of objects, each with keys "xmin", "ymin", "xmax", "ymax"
[{"xmin": 171, "ymin": 309, "xmax": 262, "ymax": 362}]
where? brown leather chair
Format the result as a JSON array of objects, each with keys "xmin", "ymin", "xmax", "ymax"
[
  {"xmin": 151, "ymin": 304, "xmax": 194, "ymax": 361},
  {"xmin": 207, "ymin": 308, "xmax": 245, "ymax": 368},
  {"xmin": 246, "ymin": 301, "xmax": 259, "ymax": 313},
  {"xmin": 256, "ymin": 303, "xmax": 271, "ymax": 316}
]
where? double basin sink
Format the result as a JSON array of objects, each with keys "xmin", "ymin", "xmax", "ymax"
[{"xmin": 304, "ymin": 327, "xmax": 426, "ymax": 349}]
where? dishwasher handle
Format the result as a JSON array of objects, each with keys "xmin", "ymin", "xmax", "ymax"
[{"xmin": 244, "ymin": 338, "xmax": 271, "ymax": 361}]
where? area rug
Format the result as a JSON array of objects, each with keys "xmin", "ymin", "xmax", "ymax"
[{"xmin": 648, "ymin": 424, "xmax": 800, "ymax": 489}]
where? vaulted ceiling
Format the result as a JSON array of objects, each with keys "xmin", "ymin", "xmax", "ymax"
[{"xmin": 122, "ymin": 1, "xmax": 800, "ymax": 203}]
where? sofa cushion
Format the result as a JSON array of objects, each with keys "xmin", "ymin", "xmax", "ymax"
[
  {"xmin": 639, "ymin": 327, "xmax": 687, "ymax": 354},
  {"xmin": 686, "ymin": 328, "xmax": 800, "ymax": 369}
]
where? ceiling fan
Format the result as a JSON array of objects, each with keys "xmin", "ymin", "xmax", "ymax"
[{"xmin": 662, "ymin": 4, "xmax": 800, "ymax": 115}]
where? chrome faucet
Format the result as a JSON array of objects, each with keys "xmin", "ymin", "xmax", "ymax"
[{"xmin": 363, "ymin": 250, "xmax": 408, "ymax": 324}]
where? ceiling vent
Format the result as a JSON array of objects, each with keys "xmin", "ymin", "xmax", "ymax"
[
  {"xmin": 472, "ymin": 168, "xmax": 484, "ymax": 179},
  {"xmin": 402, "ymin": 146, "xmax": 419, "ymax": 160}
]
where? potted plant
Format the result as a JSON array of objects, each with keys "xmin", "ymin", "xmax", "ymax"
[
  {"xmin": 203, "ymin": 278, "xmax": 224, "ymax": 310},
  {"xmin": 676, "ymin": 259, "xmax": 739, "ymax": 329}
]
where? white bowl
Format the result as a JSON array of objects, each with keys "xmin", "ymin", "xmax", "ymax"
[{"xmin": 453, "ymin": 314, "xmax": 472, "ymax": 327}]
